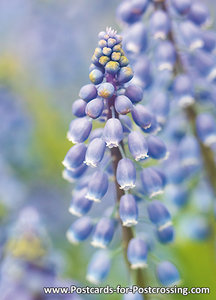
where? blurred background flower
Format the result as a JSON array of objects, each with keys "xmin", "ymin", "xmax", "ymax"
[{"xmin": 0, "ymin": 0, "xmax": 216, "ymax": 299}]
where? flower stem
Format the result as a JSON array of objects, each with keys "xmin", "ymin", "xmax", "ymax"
[
  {"xmin": 106, "ymin": 92, "xmax": 148, "ymax": 299},
  {"xmin": 110, "ymin": 146, "xmax": 147, "ymax": 299},
  {"xmin": 185, "ymin": 106, "xmax": 216, "ymax": 194}
]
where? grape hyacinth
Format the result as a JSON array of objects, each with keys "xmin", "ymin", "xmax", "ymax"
[
  {"xmin": 0, "ymin": 207, "xmax": 83, "ymax": 300},
  {"xmin": 6, "ymin": 0, "xmax": 216, "ymax": 298},
  {"xmin": 63, "ymin": 27, "xmax": 175, "ymax": 294},
  {"xmin": 115, "ymin": 0, "xmax": 216, "ymax": 294}
]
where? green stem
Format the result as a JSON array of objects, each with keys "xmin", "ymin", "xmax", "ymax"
[
  {"xmin": 185, "ymin": 106, "xmax": 216, "ymax": 194},
  {"xmin": 110, "ymin": 146, "xmax": 147, "ymax": 300},
  {"xmin": 106, "ymin": 81, "xmax": 148, "ymax": 298}
]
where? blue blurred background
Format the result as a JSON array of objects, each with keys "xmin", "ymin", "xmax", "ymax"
[{"xmin": 0, "ymin": 0, "xmax": 216, "ymax": 299}]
